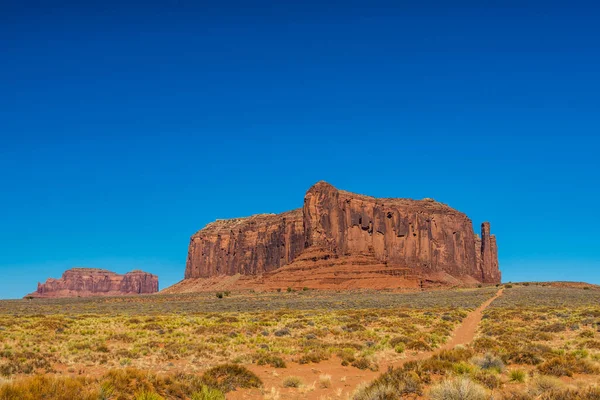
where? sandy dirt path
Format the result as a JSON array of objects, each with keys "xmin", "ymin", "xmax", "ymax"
[{"xmin": 228, "ymin": 288, "xmax": 504, "ymax": 400}]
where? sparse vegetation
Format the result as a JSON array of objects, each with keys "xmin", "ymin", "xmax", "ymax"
[
  {"xmin": 282, "ymin": 376, "xmax": 302, "ymax": 388},
  {"xmin": 0, "ymin": 285, "xmax": 599, "ymax": 399}
]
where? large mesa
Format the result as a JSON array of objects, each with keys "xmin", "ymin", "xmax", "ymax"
[
  {"xmin": 177, "ymin": 182, "xmax": 500, "ymax": 291},
  {"xmin": 25, "ymin": 268, "xmax": 159, "ymax": 298}
]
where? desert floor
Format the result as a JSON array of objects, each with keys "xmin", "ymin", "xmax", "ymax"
[{"xmin": 0, "ymin": 284, "xmax": 599, "ymax": 399}]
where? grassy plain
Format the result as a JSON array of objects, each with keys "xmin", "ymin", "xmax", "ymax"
[{"xmin": 0, "ymin": 285, "xmax": 598, "ymax": 399}]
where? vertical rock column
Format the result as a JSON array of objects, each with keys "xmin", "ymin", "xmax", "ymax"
[{"xmin": 480, "ymin": 222, "xmax": 501, "ymax": 283}]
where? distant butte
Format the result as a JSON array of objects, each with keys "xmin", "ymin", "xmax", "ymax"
[
  {"xmin": 25, "ymin": 268, "xmax": 158, "ymax": 298},
  {"xmin": 165, "ymin": 182, "xmax": 500, "ymax": 293}
]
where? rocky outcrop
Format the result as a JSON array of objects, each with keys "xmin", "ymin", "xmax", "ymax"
[
  {"xmin": 183, "ymin": 182, "xmax": 501, "ymax": 287},
  {"xmin": 25, "ymin": 268, "xmax": 159, "ymax": 298}
]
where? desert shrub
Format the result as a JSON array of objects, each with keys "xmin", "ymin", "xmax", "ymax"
[
  {"xmin": 529, "ymin": 375, "xmax": 564, "ymax": 396},
  {"xmin": 509, "ymin": 369, "xmax": 526, "ymax": 383},
  {"xmin": 282, "ymin": 376, "xmax": 302, "ymax": 388},
  {"xmin": 337, "ymin": 347, "xmax": 356, "ymax": 366},
  {"xmin": 273, "ymin": 328, "xmax": 291, "ymax": 337},
  {"xmin": 538, "ymin": 357, "xmax": 573, "ymax": 377},
  {"xmin": 429, "ymin": 377, "xmax": 487, "ymax": 400},
  {"xmin": 506, "ymin": 343, "xmax": 553, "ymax": 365},
  {"xmin": 353, "ymin": 382, "xmax": 400, "ymax": 400},
  {"xmin": 255, "ymin": 355, "xmax": 286, "ymax": 368},
  {"xmin": 406, "ymin": 339, "xmax": 432, "ymax": 351},
  {"xmin": 351, "ymin": 357, "xmax": 379, "ymax": 371},
  {"xmin": 472, "ymin": 370, "xmax": 501, "ymax": 389},
  {"xmin": 470, "ymin": 337, "xmax": 500, "ymax": 353},
  {"xmin": 441, "ymin": 313, "xmax": 456, "ymax": 322},
  {"xmin": 286, "ymin": 321, "xmax": 305, "ymax": 329},
  {"xmin": 389, "ymin": 336, "xmax": 411, "ymax": 347},
  {"xmin": 506, "ymin": 348, "xmax": 546, "ymax": 365},
  {"xmin": 191, "ymin": 386, "xmax": 225, "ymax": 400},
  {"xmin": 435, "ymin": 347, "xmax": 473, "ymax": 363},
  {"xmin": 471, "ymin": 353, "xmax": 504, "ymax": 372},
  {"xmin": 352, "ymin": 368, "xmax": 421, "ymax": 399},
  {"xmin": 394, "ymin": 343, "xmax": 405, "ymax": 353},
  {"xmin": 201, "ymin": 364, "xmax": 262, "ymax": 393},
  {"xmin": 452, "ymin": 362, "xmax": 474, "ymax": 375},
  {"xmin": 298, "ymin": 349, "xmax": 329, "ymax": 364},
  {"xmin": 319, "ymin": 374, "xmax": 332, "ymax": 388},
  {"xmin": 413, "ymin": 358, "xmax": 454, "ymax": 375}
]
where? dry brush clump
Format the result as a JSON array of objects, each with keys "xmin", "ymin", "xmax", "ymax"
[
  {"xmin": 352, "ymin": 367, "xmax": 422, "ymax": 399},
  {"xmin": 0, "ymin": 366, "xmax": 256, "ymax": 399},
  {"xmin": 429, "ymin": 377, "xmax": 488, "ymax": 400}
]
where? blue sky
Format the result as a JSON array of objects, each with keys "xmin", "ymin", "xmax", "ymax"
[{"xmin": 1, "ymin": 1, "xmax": 599, "ymax": 298}]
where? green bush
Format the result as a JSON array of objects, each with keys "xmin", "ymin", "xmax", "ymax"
[{"xmin": 509, "ymin": 369, "xmax": 526, "ymax": 383}]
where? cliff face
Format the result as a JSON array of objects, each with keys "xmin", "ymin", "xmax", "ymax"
[
  {"xmin": 185, "ymin": 210, "xmax": 304, "ymax": 278},
  {"xmin": 26, "ymin": 268, "xmax": 159, "ymax": 298},
  {"xmin": 184, "ymin": 182, "xmax": 500, "ymax": 285}
]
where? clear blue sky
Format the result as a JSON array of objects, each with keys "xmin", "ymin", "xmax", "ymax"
[{"xmin": 1, "ymin": 1, "xmax": 599, "ymax": 299}]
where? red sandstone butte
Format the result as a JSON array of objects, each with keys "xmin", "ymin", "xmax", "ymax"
[
  {"xmin": 25, "ymin": 268, "xmax": 159, "ymax": 298},
  {"xmin": 177, "ymin": 182, "xmax": 500, "ymax": 291}
]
